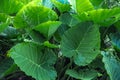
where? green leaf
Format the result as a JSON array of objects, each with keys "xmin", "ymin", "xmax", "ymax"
[
  {"xmin": 52, "ymin": 0, "xmax": 71, "ymax": 13},
  {"xmin": 34, "ymin": 21, "xmax": 61, "ymax": 39},
  {"xmin": 0, "ymin": 13, "xmax": 9, "ymax": 22},
  {"xmin": 69, "ymin": 0, "xmax": 94, "ymax": 13},
  {"xmin": 28, "ymin": 30, "xmax": 45, "ymax": 44},
  {"xmin": 0, "ymin": 13, "xmax": 10, "ymax": 33},
  {"xmin": 66, "ymin": 69, "xmax": 98, "ymax": 80},
  {"xmin": 2, "ymin": 26, "xmax": 19, "ymax": 38},
  {"xmin": 0, "ymin": 0, "xmax": 23, "ymax": 14},
  {"xmin": 61, "ymin": 22, "xmax": 100, "ymax": 66},
  {"xmin": 0, "ymin": 23, "xmax": 9, "ymax": 33},
  {"xmin": 77, "ymin": 8, "xmax": 120, "ymax": 26},
  {"xmin": 90, "ymin": 0, "xmax": 104, "ymax": 9},
  {"xmin": 0, "ymin": 58, "xmax": 14, "ymax": 78},
  {"xmin": 101, "ymin": 51, "xmax": 120, "ymax": 80},
  {"xmin": 9, "ymin": 42, "xmax": 57, "ymax": 80},
  {"xmin": 59, "ymin": 13, "xmax": 79, "ymax": 27},
  {"xmin": 14, "ymin": 4, "xmax": 58, "ymax": 29},
  {"xmin": 18, "ymin": 0, "xmax": 33, "ymax": 4}
]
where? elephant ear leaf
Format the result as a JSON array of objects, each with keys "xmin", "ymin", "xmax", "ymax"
[
  {"xmin": 77, "ymin": 8, "xmax": 120, "ymax": 26},
  {"xmin": 60, "ymin": 22, "xmax": 100, "ymax": 66},
  {"xmin": 14, "ymin": 4, "xmax": 58, "ymax": 29},
  {"xmin": 9, "ymin": 42, "xmax": 57, "ymax": 80},
  {"xmin": 101, "ymin": 51, "xmax": 120, "ymax": 80}
]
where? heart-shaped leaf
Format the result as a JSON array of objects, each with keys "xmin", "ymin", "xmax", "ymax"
[
  {"xmin": 9, "ymin": 42, "xmax": 57, "ymax": 80},
  {"xmin": 61, "ymin": 22, "xmax": 100, "ymax": 66}
]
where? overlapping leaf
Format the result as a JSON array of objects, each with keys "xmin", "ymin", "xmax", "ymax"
[
  {"xmin": 14, "ymin": 4, "xmax": 58, "ymax": 28},
  {"xmin": 59, "ymin": 13, "xmax": 79, "ymax": 27},
  {"xmin": 9, "ymin": 42, "xmax": 57, "ymax": 80},
  {"xmin": 61, "ymin": 22, "xmax": 100, "ymax": 66},
  {"xmin": 77, "ymin": 8, "xmax": 120, "ymax": 26},
  {"xmin": 34, "ymin": 21, "xmax": 61, "ymax": 39}
]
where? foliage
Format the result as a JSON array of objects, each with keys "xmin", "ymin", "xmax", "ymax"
[{"xmin": 1, "ymin": 0, "xmax": 120, "ymax": 80}]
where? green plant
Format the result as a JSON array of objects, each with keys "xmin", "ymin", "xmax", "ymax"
[{"xmin": 1, "ymin": 0, "xmax": 120, "ymax": 80}]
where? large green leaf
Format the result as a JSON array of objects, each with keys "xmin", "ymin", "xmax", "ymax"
[
  {"xmin": 34, "ymin": 21, "xmax": 61, "ymax": 39},
  {"xmin": 14, "ymin": 4, "xmax": 58, "ymax": 28},
  {"xmin": 0, "ymin": 0, "xmax": 23, "ymax": 14},
  {"xmin": 60, "ymin": 22, "xmax": 100, "ymax": 66},
  {"xmin": 9, "ymin": 42, "xmax": 57, "ymax": 80},
  {"xmin": 68, "ymin": 0, "xmax": 94, "ymax": 13},
  {"xmin": 77, "ymin": 8, "xmax": 120, "ymax": 26},
  {"xmin": 101, "ymin": 51, "xmax": 120, "ymax": 80},
  {"xmin": 52, "ymin": 0, "xmax": 71, "ymax": 13},
  {"xmin": 66, "ymin": 69, "xmax": 98, "ymax": 80}
]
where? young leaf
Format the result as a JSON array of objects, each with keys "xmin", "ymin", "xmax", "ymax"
[
  {"xmin": 9, "ymin": 42, "xmax": 57, "ymax": 80},
  {"xmin": 101, "ymin": 51, "xmax": 120, "ymax": 80},
  {"xmin": 14, "ymin": 4, "xmax": 58, "ymax": 28},
  {"xmin": 61, "ymin": 22, "xmax": 100, "ymax": 66},
  {"xmin": 66, "ymin": 69, "xmax": 98, "ymax": 80},
  {"xmin": 34, "ymin": 21, "xmax": 61, "ymax": 39}
]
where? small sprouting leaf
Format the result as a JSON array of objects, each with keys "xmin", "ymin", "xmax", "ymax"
[
  {"xmin": 9, "ymin": 42, "xmax": 57, "ymax": 80},
  {"xmin": 61, "ymin": 22, "xmax": 100, "ymax": 66}
]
